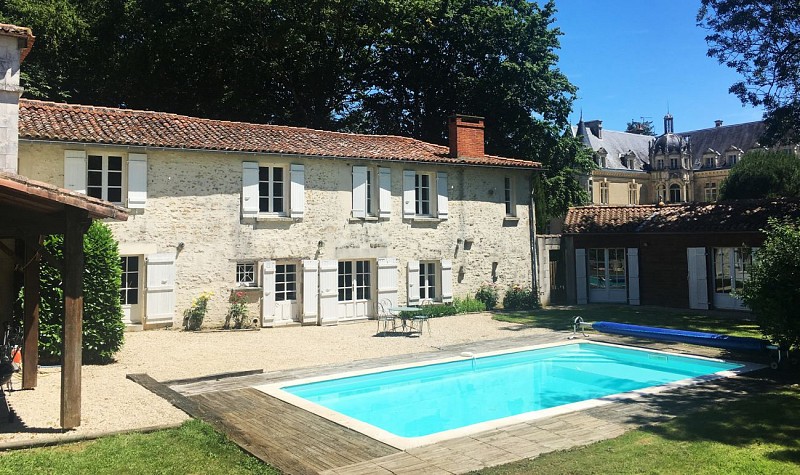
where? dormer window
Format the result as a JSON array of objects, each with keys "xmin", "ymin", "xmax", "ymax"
[
  {"xmin": 596, "ymin": 148, "xmax": 608, "ymax": 168},
  {"xmin": 657, "ymin": 158, "xmax": 665, "ymax": 170},
  {"xmin": 670, "ymin": 157, "xmax": 679, "ymax": 169},
  {"xmin": 705, "ymin": 156, "xmax": 714, "ymax": 168},
  {"xmin": 727, "ymin": 154, "xmax": 738, "ymax": 166}
]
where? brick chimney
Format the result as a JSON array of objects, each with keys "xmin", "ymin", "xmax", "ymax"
[
  {"xmin": 449, "ymin": 115, "xmax": 485, "ymax": 159},
  {"xmin": 0, "ymin": 24, "xmax": 35, "ymax": 173},
  {"xmin": 715, "ymin": 120, "xmax": 723, "ymax": 127}
]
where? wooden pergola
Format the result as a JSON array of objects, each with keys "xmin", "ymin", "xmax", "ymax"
[{"xmin": 0, "ymin": 172, "xmax": 127, "ymax": 428}]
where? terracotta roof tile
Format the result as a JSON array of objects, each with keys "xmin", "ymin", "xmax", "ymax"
[
  {"xmin": 563, "ymin": 200, "xmax": 800, "ymax": 234},
  {"xmin": 19, "ymin": 100, "xmax": 540, "ymax": 169}
]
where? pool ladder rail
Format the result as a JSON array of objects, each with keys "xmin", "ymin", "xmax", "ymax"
[{"xmin": 570, "ymin": 316, "xmax": 592, "ymax": 339}]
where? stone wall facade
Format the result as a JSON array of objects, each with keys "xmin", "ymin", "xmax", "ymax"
[{"xmin": 19, "ymin": 141, "xmax": 535, "ymax": 328}]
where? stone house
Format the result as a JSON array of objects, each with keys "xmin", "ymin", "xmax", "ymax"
[
  {"xmin": 573, "ymin": 115, "xmax": 799, "ymax": 207},
  {"xmin": 13, "ymin": 99, "xmax": 541, "ymax": 329},
  {"xmin": 561, "ymin": 200, "xmax": 800, "ymax": 311}
]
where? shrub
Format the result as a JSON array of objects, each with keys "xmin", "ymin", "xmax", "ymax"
[
  {"xmin": 183, "ymin": 292, "xmax": 213, "ymax": 331},
  {"xmin": 224, "ymin": 291, "xmax": 250, "ymax": 329},
  {"xmin": 738, "ymin": 218, "xmax": 800, "ymax": 350},
  {"xmin": 452, "ymin": 296, "xmax": 486, "ymax": 313},
  {"xmin": 21, "ymin": 221, "xmax": 125, "ymax": 364},
  {"xmin": 401, "ymin": 303, "xmax": 458, "ymax": 319},
  {"xmin": 502, "ymin": 284, "xmax": 539, "ymax": 310},
  {"xmin": 475, "ymin": 283, "xmax": 499, "ymax": 309}
]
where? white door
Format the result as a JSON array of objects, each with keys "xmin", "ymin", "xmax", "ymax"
[
  {"xmin": 587, "ymin": 248, "xmax": 627, "ymax": 303},
  {"xmin": 145, "ymin": 253, "xmax": 176, "ymax": 325},
  {"xmin": 274, "ymin": 262, "xmax": 300, "ymax": 322},
  {"xmin": 337, "ymin": 260, "xmax": 372, "ymax": 320},
  {"xmin": 120, "ymin": 255, "xmax": 143, "ymax": 324}
]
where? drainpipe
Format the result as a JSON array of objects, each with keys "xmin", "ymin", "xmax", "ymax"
[{"xmin": 528, "ymin": 172, "xmax": 540, "ymax": 300}]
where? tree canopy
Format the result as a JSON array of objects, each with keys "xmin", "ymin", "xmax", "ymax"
[
  {"xmin": 1, "ymin": 0, "xmax": 594, "ymax": 226},
  {"xmin": 720, "ymin": 150, "xmax": 800, "ymax": 200},
  {"xmin": 625, "ymin": 119, "xmax": 656, "ymax": 136},
  {"xmin": 698, "ymin": 0, "xmax": 800, "ymax": 145}
]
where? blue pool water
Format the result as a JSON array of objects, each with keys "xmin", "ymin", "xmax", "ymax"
[{"xmin": 283, "ymin": 343, "xmax": 742, "ymax": 438}]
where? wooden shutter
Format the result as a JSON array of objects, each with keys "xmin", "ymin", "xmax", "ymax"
[
  {"xmin": 687, "ymin": 247, "xmax": 709, "ymax": 309},
  {"xmin": 440, "ymin": 259, "xmax": 453, "ymax": 303},
  {"xmin": 127, "ymin": 153, "xmax": 147, "ymax": 209},
  {"xmin": 352, "ymin": 166, "xmax": 367, "ymax": 218},
  {"xmin": 290, "ymin": 164, "xmax": 305, "ymax": 218},
  {"xmin": 627, "ymin": 248, "xmax": 640, "ymax": 305},
  {"xmin": 241, "ymin": 162, "xmax": 259, "ymax": 218},
  {"xmin": 437, "ymin": 171, "xmax": 449, "ymax": 219},
  {"xmin": 318, "ymin": 260, "xmax": 338, "ymax": 325},
  {"xmin": 64, "ymin": 150, "xmax": 87, "ymax": 194},
  {"xmin": 260, "ymin": 261, "xmax": 276, "ymax": 326},
  {"xmin": 301, "ymin": 260, "xmax": 319, "ymax": 325},
  {"xmin": 379, "ymin": 167, "xmax": 391, "ymax": 218},
  {"xmin": 575, "ymin": 249, "xmax": 588, "ymax": 305},
  {"xmin": 403, "ymin": 170, "xmax": 415, "ymax": 218},
  {"xmin": 407, "ymin": 260, "xmax": 420, "ymax": 305},
  {"xmin": 145, "ymin": 253, "xmax": 175, "ymax": 325},
  {"xmin": 376, "ymin": 257, "xmax": 398, "ymax": 308}
]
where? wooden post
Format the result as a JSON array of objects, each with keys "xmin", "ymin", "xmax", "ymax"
[
  {"xmin": 22, "ymin": 237, "xmax": 40, "ymax": 389},
  {"xmin": 61, "ymin": 210, "xmax": 86, "ymax": 429}
]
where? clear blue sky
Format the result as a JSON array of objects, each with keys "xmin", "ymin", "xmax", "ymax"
[{"xmin": 552, "ymin": 0, "xmax": 764, "ymax": 134}]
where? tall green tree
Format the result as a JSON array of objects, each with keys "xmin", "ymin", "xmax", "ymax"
[
  {"xmin": 738, "ymin": 218, "xmax": 800, "ymax": 350},
  {"xmin": 625, "ymin": 119, "xmax": 656, "ymax": 136},
  {"xmin": 720, "ymin": 150, "xmax": 800, "ymax": 200},
  {"xmin": 698, "ymin": 0, "xmax": 800, "ymax": 145}
]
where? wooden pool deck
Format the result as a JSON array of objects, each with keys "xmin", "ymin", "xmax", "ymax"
[{"xmin": 130, "ymin": 332, "xmax": 774, "ymax": 475}]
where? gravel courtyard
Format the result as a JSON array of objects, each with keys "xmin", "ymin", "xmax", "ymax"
[{"xmin": 0, "ymin": 313, "xmax": 553, "ymax": 446}]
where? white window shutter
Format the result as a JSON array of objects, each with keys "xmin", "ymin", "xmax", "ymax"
[
  {"xmin": 318, "ymin": 260, "xmax": 338, "ymax": 325},
  {"xmin": 145, "ymin": 253, "xmax": 175, "ymax": 325},
  {"xmin": 627, "ymin": 248, "xmax": 640, "ymax": 305},
  {"xmin": 352, "ymin": 166, "xmax": 367, "ymax": 218},
  {"xmin": 687, "ymin": 248, "xmax": 709, "ymax": 309},
  {"xmin": 437, "ymin": 171, "xmax": 449, "ymax": 219},
  {"xmin": 403, "ymin": 170, "xmax": 415, "ymax": 218},
  {"xmin": 261, "ymin": 261, "xmax": 276, "ymax": 326},
  {"xmin": 290, "ymin": 164, "xmax": 305, "ymax": 218},
  {"xmin": 575, "ymin": 249, "xmax": 588, "ymax": 305},
  {"xmin": 379, "ymin": 167, "xmax": 391, "ymax": 218},
  {"xmin": 377, "ymin": 257, "xmax": 398, "ymax": 308},
  {"xmin": 407, "ymin": 260, "xmax": 420, "ymax": 305},
  {"xmin": 440, "ymin": 259, "xmax": 453, "ymax": 303},
  {"xmin": 242, "ymin": 162, "xmax": 259, "ymax": 218},
  {"xmin": 127, "ymin": 153, "xmax": 147, "ymax": 209},
  {"xmin": 301, "ymin": 260, "xmax": 320, "ymax": 325},
  {"xmin": 64, "ymin": 150, "xmax": 87, "ymax": 194}
]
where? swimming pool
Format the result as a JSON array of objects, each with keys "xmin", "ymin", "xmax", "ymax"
[{"xmin": 257, "ymin": 341, "xmax": 758, "ymax": 449}]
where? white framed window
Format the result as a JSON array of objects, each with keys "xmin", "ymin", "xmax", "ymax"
[
  {"xmin": 87, "ymin": 154, "xmax": 123, "ymax": 203},
  {"xmin": 259, "ymin": 166, "xmax": 285, "ymax": 214},
  {"xmin": 628, "ymin": 183, "xmax": 638, "ymax": 205},
  {"xmin": 403, "ymin": 170, "xmax": 447, "ymax": 219},
  {"xmin": 352, "ymin": 166, "xmax": 391, "ymax": 218},
  {"xmin": 419, "ymin": 261, "xmax": 437, "ymax": 300},
  {"xmin": 600, "ymin": 182, "xmax": 609, "ymax": 205},
  {"xmin": 275, "ymin": 263, "xmax": 297, "ymax": 301},
  {"xmin": 588, "ymin": 248, "xmax": 626, "ymax": 290},
  {"xmin": 236, "ymin": 262, "xmax": 256, "ymax": 287},
  {"xmin": 338, "ymin": 260, "xmax": 371, "ymax": 302},
  {"xmin": 704, "ymin": 182, "xmax": 718, "ymax": 202},
  {"xmin": 704, "ymin": 156, "xmax": 715, "ymax": 168},
  {"xmin": 713, "ymin": 247, "xmax": 755, "ymax": 295},
  {"xmin": 587, "ymin": 178, "xmax": 593, "ymax": 203},
  {"xmin": 120, "ymin": 256, "xmax": 139, "ymax": 305},
  {"xmin": 669, "ymin": 184, "xmax": 681, "ymax": 203},
  {"xmin": 504, "ymin": 177, "xmax": 515, "ymax": 216}
]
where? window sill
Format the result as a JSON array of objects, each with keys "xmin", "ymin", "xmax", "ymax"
[
  {"xmin": 255, "ymin": 215, "xmax": 294, "ymax": 223},
  {"xmin": 503, "ymin": 216, "xmax": 520, "ymax": 222},
  {"xmin": 348, "ymin": 216, "xmax": 383, "ymax": 223},
  {"xmin": 233, "ymin": 286, "xmax": 262, "ymax": 291},
  {"xmin": 408, "ymin": 216, "xmax": 443, "ymax": 223}
]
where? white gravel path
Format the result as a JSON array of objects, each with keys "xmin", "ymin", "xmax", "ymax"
[{"xmin": 0, "ymin": 313, "xmax": 551, "ymax": 445}]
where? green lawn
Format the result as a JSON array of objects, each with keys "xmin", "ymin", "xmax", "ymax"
[
  {"xmin": 493, "ymin": 304, "xmax": 763, "ymax": 339},
  {"xmin": 0, "ymin": 419, "xmax": 279, "ymax": 475},
  {"xmin": 475, "ymin": 384, "xmax": 800, "ymax": 475}
]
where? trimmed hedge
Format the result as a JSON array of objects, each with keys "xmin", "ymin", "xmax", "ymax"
[{"xmin": 22, "ymin": 221, "xmax": 125, "ymax": 363}]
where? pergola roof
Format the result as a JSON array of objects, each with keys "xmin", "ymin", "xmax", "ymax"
[{"xmin": 0, "ymin": 172, "xmax": 128, "ymax": 237}]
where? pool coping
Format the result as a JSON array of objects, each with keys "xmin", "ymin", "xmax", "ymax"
[{"xmin": 254, "ymin": 339, "xmax": 765, "ymax": 450}]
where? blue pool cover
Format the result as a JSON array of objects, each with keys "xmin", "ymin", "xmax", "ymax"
[{"xmin": 592, "ymin": 321, "xmax": 769, "ymax": 352}]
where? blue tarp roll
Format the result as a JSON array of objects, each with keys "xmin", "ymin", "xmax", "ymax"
[{"xmin": 592, "ymin": 321, "xmax": 768, "ymax": 352}]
